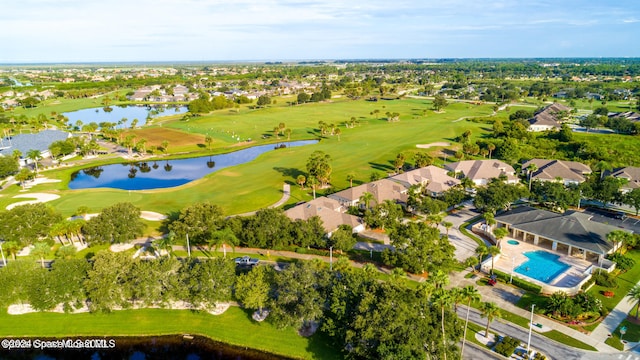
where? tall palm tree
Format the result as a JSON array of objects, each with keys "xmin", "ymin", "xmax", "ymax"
[
  {"xmin": 359, "ymin": 191, "xmax": 374, "ymax": 209},
  {"xmin": 460, "ymin": 285, "xmax": 481, "ymax": 357},
  {"xmin": 476, "ymin": 244, "xmax": 488, "ymax": 267},
  {"xmin": 487, "ymin": 245, "xmax": 501, "ymax": 274},
  {"xmin": 307, "ymin": 176, "xmax": 318, "ymax": 199},
  {"xmin": 155, "ymin": 232, "xmax": 176, "ymax": 257},
  {"xmin": 441, "ymin": 221, "xmax": 453, "ymax": 236},
  {"xmin": 428, "ymin": 269, "xmax": 449, "ymax": 289},
  {"xmin": 432, "ymin": 289, "xmax": 452, "ymax": 360},
  {"xmin": 205, "ymin": 135, "xmax": 213, "ymax": 151},
  {"xmin": 627, "ymin": 285, "xmax": 640, "ymax": 320},
  {"xmin": 209, "ymin": 227, "xmax": 239, "ymax": 258},
  {"xmin": 527, "ymin": 163, "xmax": 538, "ymax": 192},
  {"xmin": 608, "ymin": 230, "xmax": 629, "ymax": 254},
  {"xmin": 346, "ymin": 173, "xmax": 355, "ymax": 188},
  {"xmin": 26, "ymin": 149, "xmax": 42, "ymax": 174},
  {"xmin": 492, "ymin": 227, "xmax": 509, "ymax": 248},
  {"xmin": 31, "ymin": 242, "xmax": 50, "ymax": 268},
  {"xmin": 480, "ymin": 301, "xmax": 502, "ymax": 337}
]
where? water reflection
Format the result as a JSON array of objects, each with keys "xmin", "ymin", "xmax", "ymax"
[{"xmin": 68, "ymin": 140, "xmax": 318, "ymax": 191}]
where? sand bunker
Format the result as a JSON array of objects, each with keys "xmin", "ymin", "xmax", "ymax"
[
  {"xmin": 6, "ymin": 193, "xmax": 61, "ymax": 210},
  {"xmin": 415, "ymin": 142, "xmax": 450, "ymax": 149}
]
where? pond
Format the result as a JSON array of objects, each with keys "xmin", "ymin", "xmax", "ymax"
[
  {"xmin": 63, "ymin": 105, "xmax": 188, "ymax": 127},
  {"xmin": 69, "ymin": 140, "xmax": 318, "ymax": 190}
]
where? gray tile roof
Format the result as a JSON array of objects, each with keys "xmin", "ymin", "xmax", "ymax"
[
  {"xmin": 0, "ymin": 130, "xmax": 70, "ymax": 158},
  {"xmin": 495, "ymin": 206, "xmax": 624, "ymax": 255}
]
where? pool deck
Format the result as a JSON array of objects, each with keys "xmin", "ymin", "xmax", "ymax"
[{"xmin": 494, "ymin": 237, "xmax": 593, "ymax": 288}]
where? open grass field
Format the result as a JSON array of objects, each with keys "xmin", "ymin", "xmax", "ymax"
[
  {"xmin": 0, "ymin": 307, "xmax": 338, "ymax": 359},
  {"xmin": 124, "ymin": 127, "xmax": 207, "ymax": 153},
  {"xmin": 2, "ymin": 98, "xmax": 495, "ymax": 216}
]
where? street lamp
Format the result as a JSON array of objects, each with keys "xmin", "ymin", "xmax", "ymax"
[
  {"xmin": 527, "ymin": 304, "xmax": 536, "ymax": 354},
  {"xmin": 186, "ymin": 233, "xmax": 191, "ymax": 258},
  {"xmin": 329, "ymin": 246, "xmax": 333, "ymax": 271}
]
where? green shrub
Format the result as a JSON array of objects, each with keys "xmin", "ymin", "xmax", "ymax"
[
  {"xmin": 607, "ymin": 253, "xmax": 635, "ymax": 272},
  {"xmin": 581, "ymin": 277, "xmax": 596, "ymax": 291},
  {"xmin": 493, "ymin": 269, "xmax": 542, "ymax": 294},
  {"xmin": 593, "ymin": 269, "xmax": 617, "ymax": 288},
  {"xmin": 495, "ymin": 336, "xmax": 520, "ymax": 357}
]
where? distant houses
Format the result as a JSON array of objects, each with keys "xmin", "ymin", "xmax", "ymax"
[
  {"xmin": 328, "ymin": 179, "xmax": 407, "ymax": 208},
  {"xmin": 607, "ymin": 166, "xmax": 640, "ymax": 193},
  {"xmin": 528, "ymin": 103, "xmax": 571, "ymax": 132},
  {"xmin": 389, "ymin": 165, "xmax": 460, "ymax": 197}
]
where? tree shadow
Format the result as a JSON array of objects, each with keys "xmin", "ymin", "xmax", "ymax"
[
  {"xmin": 196, "ymin": 143, "xmax": 206, "ymax": 148},
  {"xmin": 159, "ymin": 211, "xmax": 181, "ymax": 233},
  {"xmin": 369, "ymin": 162, "xmax": 393, "ymax": 172},
  {"xmin": 273, "ymin": 167, "xmax": 306, "ymax": 179}
]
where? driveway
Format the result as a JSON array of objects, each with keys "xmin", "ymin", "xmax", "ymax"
[{"xmin": 442, "ymin": 204, "xmax": 488, "ymax": 262}]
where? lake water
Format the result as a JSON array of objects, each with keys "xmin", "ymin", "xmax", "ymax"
[
  {"xmin": 69, "ymin": 140, "xmax": 318, "ymax": 190},
  {"xmin": 63, "ymin": 105, "xmax": 188, "ymax": 127},
  {"xmin": 0, "ymin": 335, "xmax": 292, "ymax": 360}
]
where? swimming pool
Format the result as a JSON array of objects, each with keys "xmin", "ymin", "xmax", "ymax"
[
  {"xmin": 514, "ymin": 250, "xmax": 570, "ymax": 284},
  {"xmin": 507, "ymin": 240, "xmax": 520, "ymax": 245}
]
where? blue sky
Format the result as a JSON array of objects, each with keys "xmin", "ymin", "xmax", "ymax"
[{"xmin": 2, "ymin": 0, "xmax": 640, "ymax": 63}]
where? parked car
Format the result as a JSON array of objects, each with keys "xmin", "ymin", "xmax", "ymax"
[{"xmin": 234, "ymin": 256, "xmax": 259, "ymax": 266}]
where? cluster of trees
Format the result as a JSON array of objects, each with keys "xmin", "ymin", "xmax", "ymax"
[
  {"xmin": 0, "ymin": 253, "xmax": 477, "ymax": 359},
  {"xmin": 296, "ymin": 85, "xmax": 331, "ymax": 104},
  {"xmin": 0, "ymin": 202, "xmax": 146, "ymax": 251},
  {"xmin": 544, "ymin": 291, "xmax": 602, "ymax": 320},
  {"xmin": 188, "ymin": 94, "xmax": 236, "ymax": 113},
  {"xmin": 167, "ymin": 203, "xmax": 356, "ymax": 252},
  {"xmin": 0, "ymin": 156, "xmax": 19, "ymax": 179}
]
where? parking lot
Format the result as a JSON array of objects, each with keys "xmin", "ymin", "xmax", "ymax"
[{"xmin": 582, "ymin": 208, "xmax": 640, "ymax": 234}]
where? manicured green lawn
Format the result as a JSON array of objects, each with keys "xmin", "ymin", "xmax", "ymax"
[
  {"xmin": 0, "ymin": 307, "xmax": 338, "ymax": 359},
  {"xmin": 2, "ymin": 99, "xmax": 494, "ymax": 216},
  {"xmin": 588, "ymin": 249, "xmax": 640, "ymax": 314}
]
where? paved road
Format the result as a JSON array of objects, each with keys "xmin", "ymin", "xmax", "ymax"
[
  {"xmin": 581, "ymin": 207, "xmax": 640, "ymax": 234},
  {"xmin": 441, "ymin": 204, "xmax": 489, "ymax": 262},
  {"xmin": 461, "ymin": 305, "xmax": 595, "ymax": 360}
]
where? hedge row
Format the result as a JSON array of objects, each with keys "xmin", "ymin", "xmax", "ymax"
[{"xmin": 493, "ymin": 269, "xmax": 542, "ymax": 294}]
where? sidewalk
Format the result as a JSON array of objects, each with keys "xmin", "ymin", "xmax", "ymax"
[{"xmin": 591, "ymin": 281, "xmax": 639, "ymax": 346}]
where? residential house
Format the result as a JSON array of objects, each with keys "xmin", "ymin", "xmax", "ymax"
[
  {"xmin": 528, "ymin": 103, "xmax": 571, "ymax": 132},
  {"xmin": 445, "ymin": 160, "xmax": 519, "ymax": 186},
  {"xmin": 607, "ymin": 167, "xmax": 640, "ymax": 193},
  {"xmin": 284, "ymin": 196, "xmax": 365, "ymax": 236},
  {"xmin": 522, "ymin": 159, "xmax": 591, "ymax": 186},
  {"xmin": 390, "ymin": 165, "xmax": 460, "ymax": 197},
  {"xmin": 328, "ymin": 179, "xmax": 408, "ymax": 208}
]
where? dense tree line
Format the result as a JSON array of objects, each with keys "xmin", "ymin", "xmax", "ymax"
[{"xmin": 0, "ymin": 252, "xmax": 464, "ymax": 359}]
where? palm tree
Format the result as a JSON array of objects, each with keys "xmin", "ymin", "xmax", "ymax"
[
  {"xmin": 209, "ymin": 227, "xmax": 239, "ymax": 258},
  {"xmin": 31, "ymin": 242, "xmax": 50, "ymax": 268},
  {"xmin": 428, "ymin": 269, "xmax": 449, "ymax": 289},
  {"xmin": 441, "ymin": 221, "xmax": 453, "ymax": 236},
  {"xmin": 307, "ymin": 176, "xmax": 318, "ymax": 199},
  {"xmin": 627, "ymin": 285, "xmax": 640, "ymax": 320},
  {"xmin": 359, "ymin": 191, "xmax": 374, "ymax": 209},
  {"xmin": 527, "ymin": 163, "xmax": 538, "ymax": 192},
  {"xmin": 476, "ymin": 244, "xmax": 488, "ymax": 266},
  {"xmin": 483, "ymin": 212, "xmax": 496, "ymax": 229},
  {"xmin": 487, "ymin": 245, "xmax": 501, "ymax": 274},
  {"xmin": 608, "ymin": 230, "xmax": 629, "ymax": 254},
  {"xmin": 465, "ymin": 256, "xmax": 479, "ymax": 273},
  {"xmin": 155, "ymin": 232, "xmax": 175, "ymax": 257},
  {"xmin": 432, "ymin": 289, "xmax": 452, "ymax": 360},
  {"xmin": 480, "ymin": 301, "xmax": 502, "ymax": 337},
  {"xmin": 3, "ymin": 241, "xmax": 19, "ymax": 260},
  {"xmin": 296, "ymin": 175, "xmax": 306, "ymax": 189},
  {"xmin": 595, "ymin": 160, "xmax": 612, "ymax": 180},
  {"xmin": 492, "ymin": 227, "xmax": 509, "ymax": 248},
  {"xmin": 26, "ymin": 149, "xmax": 42, "ymax": 174},
  {"xmin": 205, "ymin": 135, "xmax": 213, "ymax": 150},
  {"xmin": 161, "ymin": 140, "xmax": 169, "ymax": 154},
  {"xmin": 346, "ymin": 172, "xmax": 355, "ymax": 188},
  {"xmin": 460, "ymin": 285, "xmax": 481, "ymax": 357}
]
